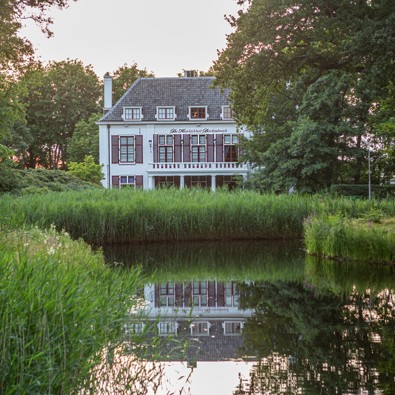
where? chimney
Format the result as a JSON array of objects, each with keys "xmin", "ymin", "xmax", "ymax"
[{"xmin": 103, "ymin": 72, "xmax": 112, "ymax": 114}]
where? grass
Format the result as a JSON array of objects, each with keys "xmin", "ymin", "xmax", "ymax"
[
  {"xmin": 1, "ymin": 188, "xmax": 394, "ymax": 245},
  {"xmin": 304, "ymin": 214, "xmax": 395, "ymax": 264},
  {"xmin": 0, "ymin": 225, "xmax": 143, "ymax": 394}
]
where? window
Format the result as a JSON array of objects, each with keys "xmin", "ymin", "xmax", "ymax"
[
  {"xmin": 222, "ymin": 106, "xmax": 233, "ymax": 120},
  {"xmin": 190, "ymin": 321, "xmax": 210, "ymax": 336},
  {"xmin": 158, "ymin": 135, "xmax": 174, "ymax": 162},
  {"xmin": 120, "ymin": 176, "xmax": 135, "ymax": 188},
  {"xmin": 125, "ymin": 322, "xmax": 145, "ymax": 334},
  {"xmin": 225, "ymin": 282, "xmax": 240, "ymax": 307},
  {"xmin": 191, "ymin": 135, "xmax": 206, "ymax": 162},
  {"xmin": 120, "ymin": 136, "xmax": 135, "ymax": 163},
  {"xmin": 189, "ymin": 107, "xmax": 207, "ymax": 120},
  {"xmin": 223, "ymin": 321, "xmax": 243, "ymax": 335},
  {"xmin": 157, "ymin": 107, "xmax": 175, "ymax": 120},
  {"xmin": 159, "ymin": 282, "xmax": 175, "ymax": 306},
  {"xmin": 192, "ymin": 281, "xmax": 208, "ymax": 307},
  {"xmin": 123, "ymin": 107, "xmax": 142, "ymax": 121},
  {"xmin": 224, "ymin": 134, "xmax": 239, "ymax": 162},
  {"xmin": 158, "ymin": 321, "xmax": 178, "ymax": 336}
]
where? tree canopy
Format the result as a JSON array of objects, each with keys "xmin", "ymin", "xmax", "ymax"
[{"xmin": 214, "ymin": 0, "xmax": 395, "ymax": 192}]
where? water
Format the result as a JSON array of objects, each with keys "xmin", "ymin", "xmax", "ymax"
[{"xmin": 102, "ymin": 240, "xmax": 395, "ymax": 394}]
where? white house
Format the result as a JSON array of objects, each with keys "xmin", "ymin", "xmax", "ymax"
[{"xmin": 98, "ymin": 73, "xmax": 251, "ymax": 191}]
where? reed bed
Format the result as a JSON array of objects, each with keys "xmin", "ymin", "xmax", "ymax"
[
  {"xmin": 0, "ymin": 226, "xmax": 143, "ymax": 394},
  {"xmin": 304, "ymin": 214, "xmax": 395, "ymax": 264},
  {"xmin": 1, "ymin": 188, "xmax": 394, "ymax": 244}
]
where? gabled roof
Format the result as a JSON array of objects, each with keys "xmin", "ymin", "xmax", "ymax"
[{"xmin": 100, "ymin": 77, "xmax": 230, "ymax": 122}]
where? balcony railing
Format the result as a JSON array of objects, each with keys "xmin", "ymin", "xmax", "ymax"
[{"xmin": 148, "ymin": 161, "xmax": 249, "ymax": 173}]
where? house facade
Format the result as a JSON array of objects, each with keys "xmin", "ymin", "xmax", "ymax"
[{"xmin": 98, "ymin": 74, "xmax": 251, "ymax": 191}]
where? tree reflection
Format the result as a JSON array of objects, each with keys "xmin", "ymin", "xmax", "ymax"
[{"xmin": 237, "ymin": 282, "xmax": 395, "ymax": 394}]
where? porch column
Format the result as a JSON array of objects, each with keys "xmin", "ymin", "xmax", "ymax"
[
  {"xmin": 148, "ymin": 176, "xmax": 154, "ymax": 190},
  {"xmin": 180, "ymin": 175, "xmax": 185, "ymax": 190},
  {"xmin": 211, "ymin": 175, "xmax": 216, "ymax": 192}
]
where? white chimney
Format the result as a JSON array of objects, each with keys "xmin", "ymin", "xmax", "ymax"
[{"xmin": 103, "ymin": 73, "xmax": 113, "ymax": 113}]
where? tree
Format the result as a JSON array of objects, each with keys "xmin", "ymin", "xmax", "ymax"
[
  {"xmin": 68, "ymin": 155, "xmax": 103, "ymax": 185},
  {"xmin": 214, "ymin": 0, "xmax": 395, "ymax": 192},
  {"xmin": 22, "ymin": 60, "xmax": 101, "ymax": 169},
  {"xmin": 112, "ymin": 63, "xmax": 154, "ymax": 104},
  {"xmin": 68, "ymin": 113, "xmax": 101, "ymax": 163}
]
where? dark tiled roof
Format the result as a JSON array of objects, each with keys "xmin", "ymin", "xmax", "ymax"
[{"xmin": 100, "ymin": 77, "xmax": 230, "ymax": 122}]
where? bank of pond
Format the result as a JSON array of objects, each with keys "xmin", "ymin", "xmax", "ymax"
[{"xmin": 0, "ymin": 189, "xmax": 393, "ymax": 264}]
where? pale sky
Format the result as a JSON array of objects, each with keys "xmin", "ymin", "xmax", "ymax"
[{"xmin": 20, "ymin": 0, "xmax": 241, "ymax": 78}]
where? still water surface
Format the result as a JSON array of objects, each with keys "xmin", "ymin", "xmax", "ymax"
[{"xmin": 102, "ymin": 240, "xmax": 395, "ymax": 394}]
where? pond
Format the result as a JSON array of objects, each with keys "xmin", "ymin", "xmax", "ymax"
[{"xmin": 102, "ymin": 240, "xmax": 395, "ymax": 394}]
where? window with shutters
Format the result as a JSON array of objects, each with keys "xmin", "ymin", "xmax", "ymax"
[
  {"xmin": 224, "ymin": 134, "xmax": 239, "ymax": 162},
  {"xmin": 191, "ymin": 134, "xmax": 206, "ymax": 162},
  {"xmin": 158, "ymin": 135, "xmax": 174, "ymax": 162},
  {"xmin": 192, "ymin": 281, "xmax": 208, "ymax": 307},
  {"xmin": 119, "ymin": 176, "xmax": 135, "ymax": 188},
  {"xmin": 188, "ymin": 106, "xmax": 207, "ymax": 120},
  {"xmin": 158, "ymin": 321, "xmax": 178, "ymax": 336},
  {"xmin": 119, "ymin": 136, "xmax": 135, "ymax": 163},
  {"xmin": 159, "ymin": 282, "xmax": 175, "ymax": 306},
  {"xmin": 123, "ymin": 107, "xmax": 142, "ymax": 121},
  {"xmin": 224, "ymin": 281, "xmax": 240, "ymax": 307},
  {"xmin": 156, "ymin": 107, "xmax": 175, "ymax": 121}
]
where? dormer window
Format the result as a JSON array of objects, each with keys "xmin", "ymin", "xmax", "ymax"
[
  {"xmin": 156, "ymin": 106, "xmax": 175, "ymax": 121},
  {"xmin": 188, "ymin": 106, "xmax": 208, "ymax": 120},
  {"xmin": 123, "ymin": 107, "xmax": 142, "ymax": 121},
  {"xmin": 221, "ymin": 106, "xmax": 233, "ymax": 120}
]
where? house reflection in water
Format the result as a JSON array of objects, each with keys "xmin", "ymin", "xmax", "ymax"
[{"xmin": 130, "ymin": 280, "xmax": 254, "ymax": 365}]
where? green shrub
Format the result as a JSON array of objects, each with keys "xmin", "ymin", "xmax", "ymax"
[
  {"xmin": 0, "ymin": 226, "xmax": 142, "ymax": 394},
  {"xmin": 68, "ymin": 155, "xmax": 104, "ymax": 184}
]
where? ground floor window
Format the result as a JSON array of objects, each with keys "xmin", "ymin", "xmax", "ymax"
[
  {"xmin": 158, "ymin": 321, "xmax": 178, "ymax": 336},
  {"xmin": 190, "ymin": 321, "xmax": 210, "ymax": 336},
  {"xmin": 184, "ymin": 176, "xmax": 210, "ymax": 189},
  {"xmin": 216, "ymin": 175, "xmax": 242, "ymax": 190},
  {"xmin": 223, "ymin": 321, "xmax": 243, "ymax": 335},
  {"xmin": 120, "ymin": 175, "xmax": 135, "ymax": 188},
  {"xmin": 155, "ymin": 176, "xmax": 180, "ymax": 189}
]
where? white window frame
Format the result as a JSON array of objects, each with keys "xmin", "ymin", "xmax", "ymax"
[
  {"xmin": 156, "ymin": 106, "xmax": 176, "ymax": 121},
  {"xmin": 122, "ymin": 106, "xmax": 143, "ymax": 121},
  {"xmin": 192, "ymin": 281, "xmax": 208, "ymax": 307},
  {"xmin": 158, "ymin": 135, "xmax": 174, "ymax": 163},
  {"xmin": 158, "ymin": 321, "xmax": 178, "ymax": 336},
  {"xmin": 221, "ymin": 106, "xmax": 233, "ymax": 120},
  {"xmin": 223, "ymin": 321, "xmax": 244, "ymax": 335},
  {"xmin": 188, "ymin": 106, "xmax": 208, "ymax": 121},
  {"xmin": 190, "ymin": 321, "xmax": 211, "ymax": 336},
  {"xmin": 191, "ymin": 134, "xmax": 206, "ymax": 163},
  {"xmin": 119, "ymin": 136, "xmax": 135, "ymax": 163},
  {"xmin": 124, "ymin": 321, "xmax": 145, "ymax": 335},
  {"xmin": 223, "ymin": 134, "xmax": 239, "ymax": 163},
  {"xmin": 119, "ymin": 175, "xmax": 136, "ymax": 188},
  {"xmin": 159, "ymin": 282, "xmax": 175, "ymax": 307}
]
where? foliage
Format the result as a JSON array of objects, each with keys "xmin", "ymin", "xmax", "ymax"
[
  {"xmin": 1, "ymin": 189, "xmax": 394, "ymax": 244},
  {"xmin": 112, "ymin": 63, "xmax": 154, "ymax": 104},
  {"xmin": 0, "ymin": 225, "xmax": 143, "ymax": 394},
  {"xmin": 304, "ymin": 214, "xmax": 395, "ymax": 263},
  {"xmin": 331, "ymin": 184, "xmax": 395, "ymax": 198},
  {"xmin": 68, "ymin": 113, "xmax": 101, "ymax": 163},
  {"xmin": 0, "ymin": 167, "xmax": 101, "ymax": 194},
  {"xmin": 20, "ymin": 60, "xmax": 101, "ymax": 169},
  {"xmin": 68, "ymin": 155, "xmax": 104, "ymax": 184},
  {"xmin": 214, "ymin": 0, "xmax": 395, "ymax": 192}
]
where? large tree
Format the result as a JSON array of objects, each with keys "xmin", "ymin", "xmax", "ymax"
[
  {"xmin": 22, "ymin": 60, "xmax": 101, "ymax": 169},
  {"xmin": 214, "ymin": 0, "xmax": 395, "ymax": 192}
]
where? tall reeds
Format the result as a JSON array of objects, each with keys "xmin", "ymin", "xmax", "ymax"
[
  {"xmin": 0, "ymin": 226, "xmax": 142, "ymax": 394},
  {"xmin": 1, "ymin": 189, "xmax": 393, "ymax": 244}
]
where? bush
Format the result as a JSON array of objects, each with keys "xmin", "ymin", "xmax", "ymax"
[
  {"xmin": 68, "ymin": 155, "xmax": 104, "ymax": 185},
  {"xmin": 331, "ymin": 184, "xmax": 395, "ymax": 199}
]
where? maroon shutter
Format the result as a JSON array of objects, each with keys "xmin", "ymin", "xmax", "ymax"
[
  {"xmin": 111, "ymin": 135, "xmax": 119, "ymax": 164},
  {"xmin": 153, "ymin": 134, "xmax": 158, "ymax": 163},
  {"xmin": 174, "ymin": 134, "xmax": 182, "ymax": 162},
  {"xmin": 238, "ymin": 133, "xmax": 244, "ymax": 161},
  {"xmin": 208, "ymin": 281, "xmax": 215, "ymax": 307},
  {"xmin": 184, "ymin": 282, "xmax": 192, "ymax": 307},
  {"xmin": 154, "ymin": 285, "xmax": 160, "ymax": 307},
  {"xmin": 175, "ymin": 283, "xmax": 183, "ymax": 307},
  {"xmin": 135, "ymin": 135, "xmax": 143, "ymax": 163},
  {"xmin": 183, "ymin": 134, "xmax": 190, "ymax": 162},
  {"xmin": 207, "ymin": 134, "xmax": 214, "ymax": 162},
  {"xmin": 216, "ymin": 134, "xmax": 223, "ymax": 162},
  {"xmin": 217, "ymin": 282, "xmax": 225, "ymax": 307},
  {"xmin": 135, "ymin": 175, "xmax": 143, "ymax": 189},
  {"xmin": 112, "ymin": 176, "xmax": 119, "ymax": 189}
]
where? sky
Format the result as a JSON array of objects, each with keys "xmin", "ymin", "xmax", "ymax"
[{"xmin": 20, "ymin": 0, "xmax": 241, "ymax": 78}]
